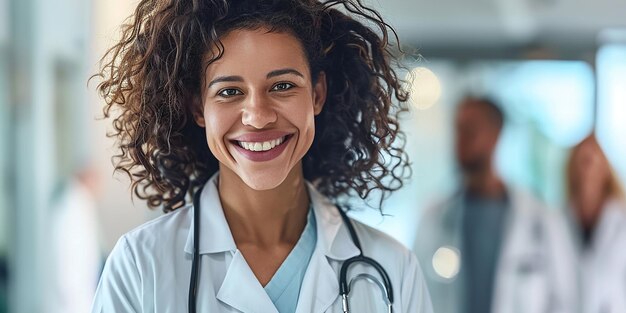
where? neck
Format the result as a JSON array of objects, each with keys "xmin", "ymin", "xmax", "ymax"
[
  {"xmin": 218, "ymin": 164, "xmax": 310, "ymax": 248},
  {"xmin": 464, "ymin": 167, "xmax": 505, "ymax": 199}
]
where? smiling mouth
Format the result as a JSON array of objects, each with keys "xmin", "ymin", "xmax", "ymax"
[{"xmin": 234, "ymin": 135, "xmax": 292, "ymax": 152}]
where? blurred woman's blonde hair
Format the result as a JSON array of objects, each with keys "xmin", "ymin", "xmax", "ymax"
[
  {"xmin": 566, "ymin": 134, "xmax": 625, "ymax": 200},
  {"xmin": 606, "ymin": 165, "xmax": 626, "ymax": 200},
  {"xmin": 609, "ymin": 169, "xmax": 625, "ymax": 199}
]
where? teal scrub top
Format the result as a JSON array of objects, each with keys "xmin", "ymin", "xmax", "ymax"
[{"xmin": 264, "ymin": 207, "xmax": 317, "ymax": 313}]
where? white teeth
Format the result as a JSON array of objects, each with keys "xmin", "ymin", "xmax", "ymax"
[{"xmin": 238, "ymin": 136, "xmax": 286, "ymax": 152}]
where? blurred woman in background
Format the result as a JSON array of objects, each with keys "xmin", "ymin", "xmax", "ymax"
[{"xmin": 567, "ymin": 134, "xmax": 626, "ymax": 313}]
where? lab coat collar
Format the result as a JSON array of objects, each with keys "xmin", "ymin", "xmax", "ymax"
[
  {"xmin": 589, "ymin": 198, "xmax": 626, "ymax": 253},
  {"xmin": 184, "ymin": 174, "xmax": 361, "ymax": 260},
  {"xmin": 307, "ymin": 181, "xmax": 361, "ymax": 261},
  {"xmin": 301, "ymin": 181, "xmax": 357, "ymax": 312},
  {"xmin": 184, "ymin": 173, "xmax": 237, "ymax": 255},
  {"xmin": 183, "ymin": 174, "xmax": 355, "ymax": 312},
  {"xmin": 216, "ymin": 250, "xmax": 279, "ymax": 313}
]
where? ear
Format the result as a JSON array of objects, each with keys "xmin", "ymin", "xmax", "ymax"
[
  {"xmin": 313, "ymin": 72, "xmax": 327, "ymax": 116},
  {"xmin": 191, "ymin": 96, "xmax": 206, "ymax": 127}
]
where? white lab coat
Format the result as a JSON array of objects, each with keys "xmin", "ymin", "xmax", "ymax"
[
  {"xmin": 576, "ymin": 198, "xmax": 626, "ymax": 313},
  {"xmin": 414, "ymin": 187, "xmax": 577, "ymax": 313},
  {"xmin": 92, "ymin": 174, "xmax": 433, "ymax": 313}
]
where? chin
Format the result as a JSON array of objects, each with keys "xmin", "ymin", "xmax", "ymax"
[{"xmin": 238, "ymin": 170, "xmax": 290, "ymax": 191}]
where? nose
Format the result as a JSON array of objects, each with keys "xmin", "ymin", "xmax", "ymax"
[{"xmin": 241, "ymin": 91, "xmax": 277, "ymax": 129}]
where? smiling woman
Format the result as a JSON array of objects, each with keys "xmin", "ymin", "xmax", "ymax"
[{"xmin": 91, "ymin": 0, "xmax": 433, "ymax": 312}]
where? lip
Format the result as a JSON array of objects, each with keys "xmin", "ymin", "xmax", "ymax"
[{"xmin": 230, "ymin": 133, "xmax": 294, "ymax": 162}]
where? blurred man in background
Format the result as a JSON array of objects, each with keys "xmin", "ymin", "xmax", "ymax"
[
  {"xmin": 567, "ymin": 135, "xmax": 626, "ymax": 313},
  {"xmin": 414, "ymin": 97, "xmax": 576, "ymax": 313}
]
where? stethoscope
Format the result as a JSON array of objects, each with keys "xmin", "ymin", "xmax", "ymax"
[{"xmin": 188, "ymin": 190, "xmax": 394, "ymax": 313}]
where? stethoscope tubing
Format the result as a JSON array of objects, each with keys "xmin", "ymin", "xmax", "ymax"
[
  {"xmin": 335, "ymin": 207, "xmax": 394, "ymax": 303},
  {"xmin": 189, "ymin": 190, "xmax": 202, "ymax": 313}
]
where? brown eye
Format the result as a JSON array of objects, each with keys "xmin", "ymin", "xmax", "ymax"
[
  {"xmin": 218, "ymin": 88, "xmax": 243, "ymax": 97},
  {"xmin": 271, "ymin": 82, "xmax": 294, "ymax": 91}
]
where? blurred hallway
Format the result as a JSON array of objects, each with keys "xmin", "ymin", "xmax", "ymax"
[{"xmin": 1, "ymin": 0, "xmax": 625, "ymax": 312}]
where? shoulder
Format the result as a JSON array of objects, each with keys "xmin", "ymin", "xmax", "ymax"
[
  {"xmin": 421, "ymin": 191, "xmax": 460, "ymax": 220},
  {"xmin": 604, "ymin": 198, "xmax": 626, "ymax": 223},
  {"xmin": 96, "ymin": 206, "xmax": 192, "ymax": 301},
  {"xmin": 508, "ymin": 187, "xmax": 565, "ymax": 228},
  {"xmin": 509, "ymin": 187, "xmax": 549, "ymax": 214},
  {"xmin": 114, "ymin": 205, "xmax": 192, "ymax": 261},
  {"xmin": 347, "ymin": 219, "xmax": 434, "ymax": 312},
  {"xmin": 347, "ymin": 218, "xmax": 423, "ymax": 283},
  {"xmin": 415, "ymin": 192, "xmax": 460, "ymax": 244},
  {"xmin": 507, "ymin": 188, "xmax": 575, "ymax": 247},
  {"xmin": 350, "ymin": 218, "xmax": 413, "ymax": 259}
]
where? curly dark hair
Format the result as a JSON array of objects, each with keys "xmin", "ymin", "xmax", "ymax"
[{"xmin": 95, "ymin": 0, "xmax": 411, "ymax": 212}]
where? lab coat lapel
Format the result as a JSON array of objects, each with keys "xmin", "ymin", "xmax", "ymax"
[
  {"xmin": 593, "ymin": 200, "xmax": 626, "ymax": 257},
  {"xmin": 492, "ymin": 189, "xmax": 546, "ymax": 313},
  {"xmin": 491, "ymin": 203, "xmax": 522, "ymax": 313},
  {"xmin": 216, "ymin": 250, "xmax": 278, "ymax": 313},
  {"xmin": 295, "ymin": 247, "xmax": 339, "ymax": 313},
  {"xmin": 307, "ymin": 182, "xmax": 361, "ymax": 260},
  {"xmin": 184, "ymin": 174, "xmax": 237, "ymax": 255},
  {"xmin": 185, "ymin": 174, "xmax": 275, "ymax": 312},
  {"xmin": 295, "ymin": 183, "xmax": 360, "ymax": 313}
]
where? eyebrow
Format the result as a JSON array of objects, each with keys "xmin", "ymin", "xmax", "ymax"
[
  {"xmin": 266, "ymin": 68, "xmax": 304, "ymax": 79},
  {"xmin": 207, "ymin": 76, "xmax": 244, "ymax": 89},
  {"xmin": 207, "ymin": 68, "xmax": 305, "ymax": 89}
]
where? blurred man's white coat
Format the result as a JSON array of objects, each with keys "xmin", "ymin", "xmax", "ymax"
[
  {"xmin": 415, "ymin": 188, "xmax": 577, "ymax": 313},
  {"xmin": 414, "ymin": 97, "xmax": 576, "ymax": 313}
]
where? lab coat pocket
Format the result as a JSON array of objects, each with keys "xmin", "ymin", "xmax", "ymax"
[{"xmin": 514, "ymin": 255, "xmax": 549, "ymax": 313}]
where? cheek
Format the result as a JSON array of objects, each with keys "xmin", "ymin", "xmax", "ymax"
[
  {"xmin": 581, "ymin": 162, "xmax": 607, "ymax": 188},
  {"xmin": 203, "ymin": 107, "xmax": 239, "ymax": 150},
  {"xmin": 291, "ymin": 106, "xmax": 316, "ymax": 145}
]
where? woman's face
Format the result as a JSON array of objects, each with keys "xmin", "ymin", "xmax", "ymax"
[
  {"xmin": 569, "ymin": 139, "xmax": 611, "ymax": 229},
  {"xmin": 195, "ymin": 28, "xmax": 326, "ymax": 190}
]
